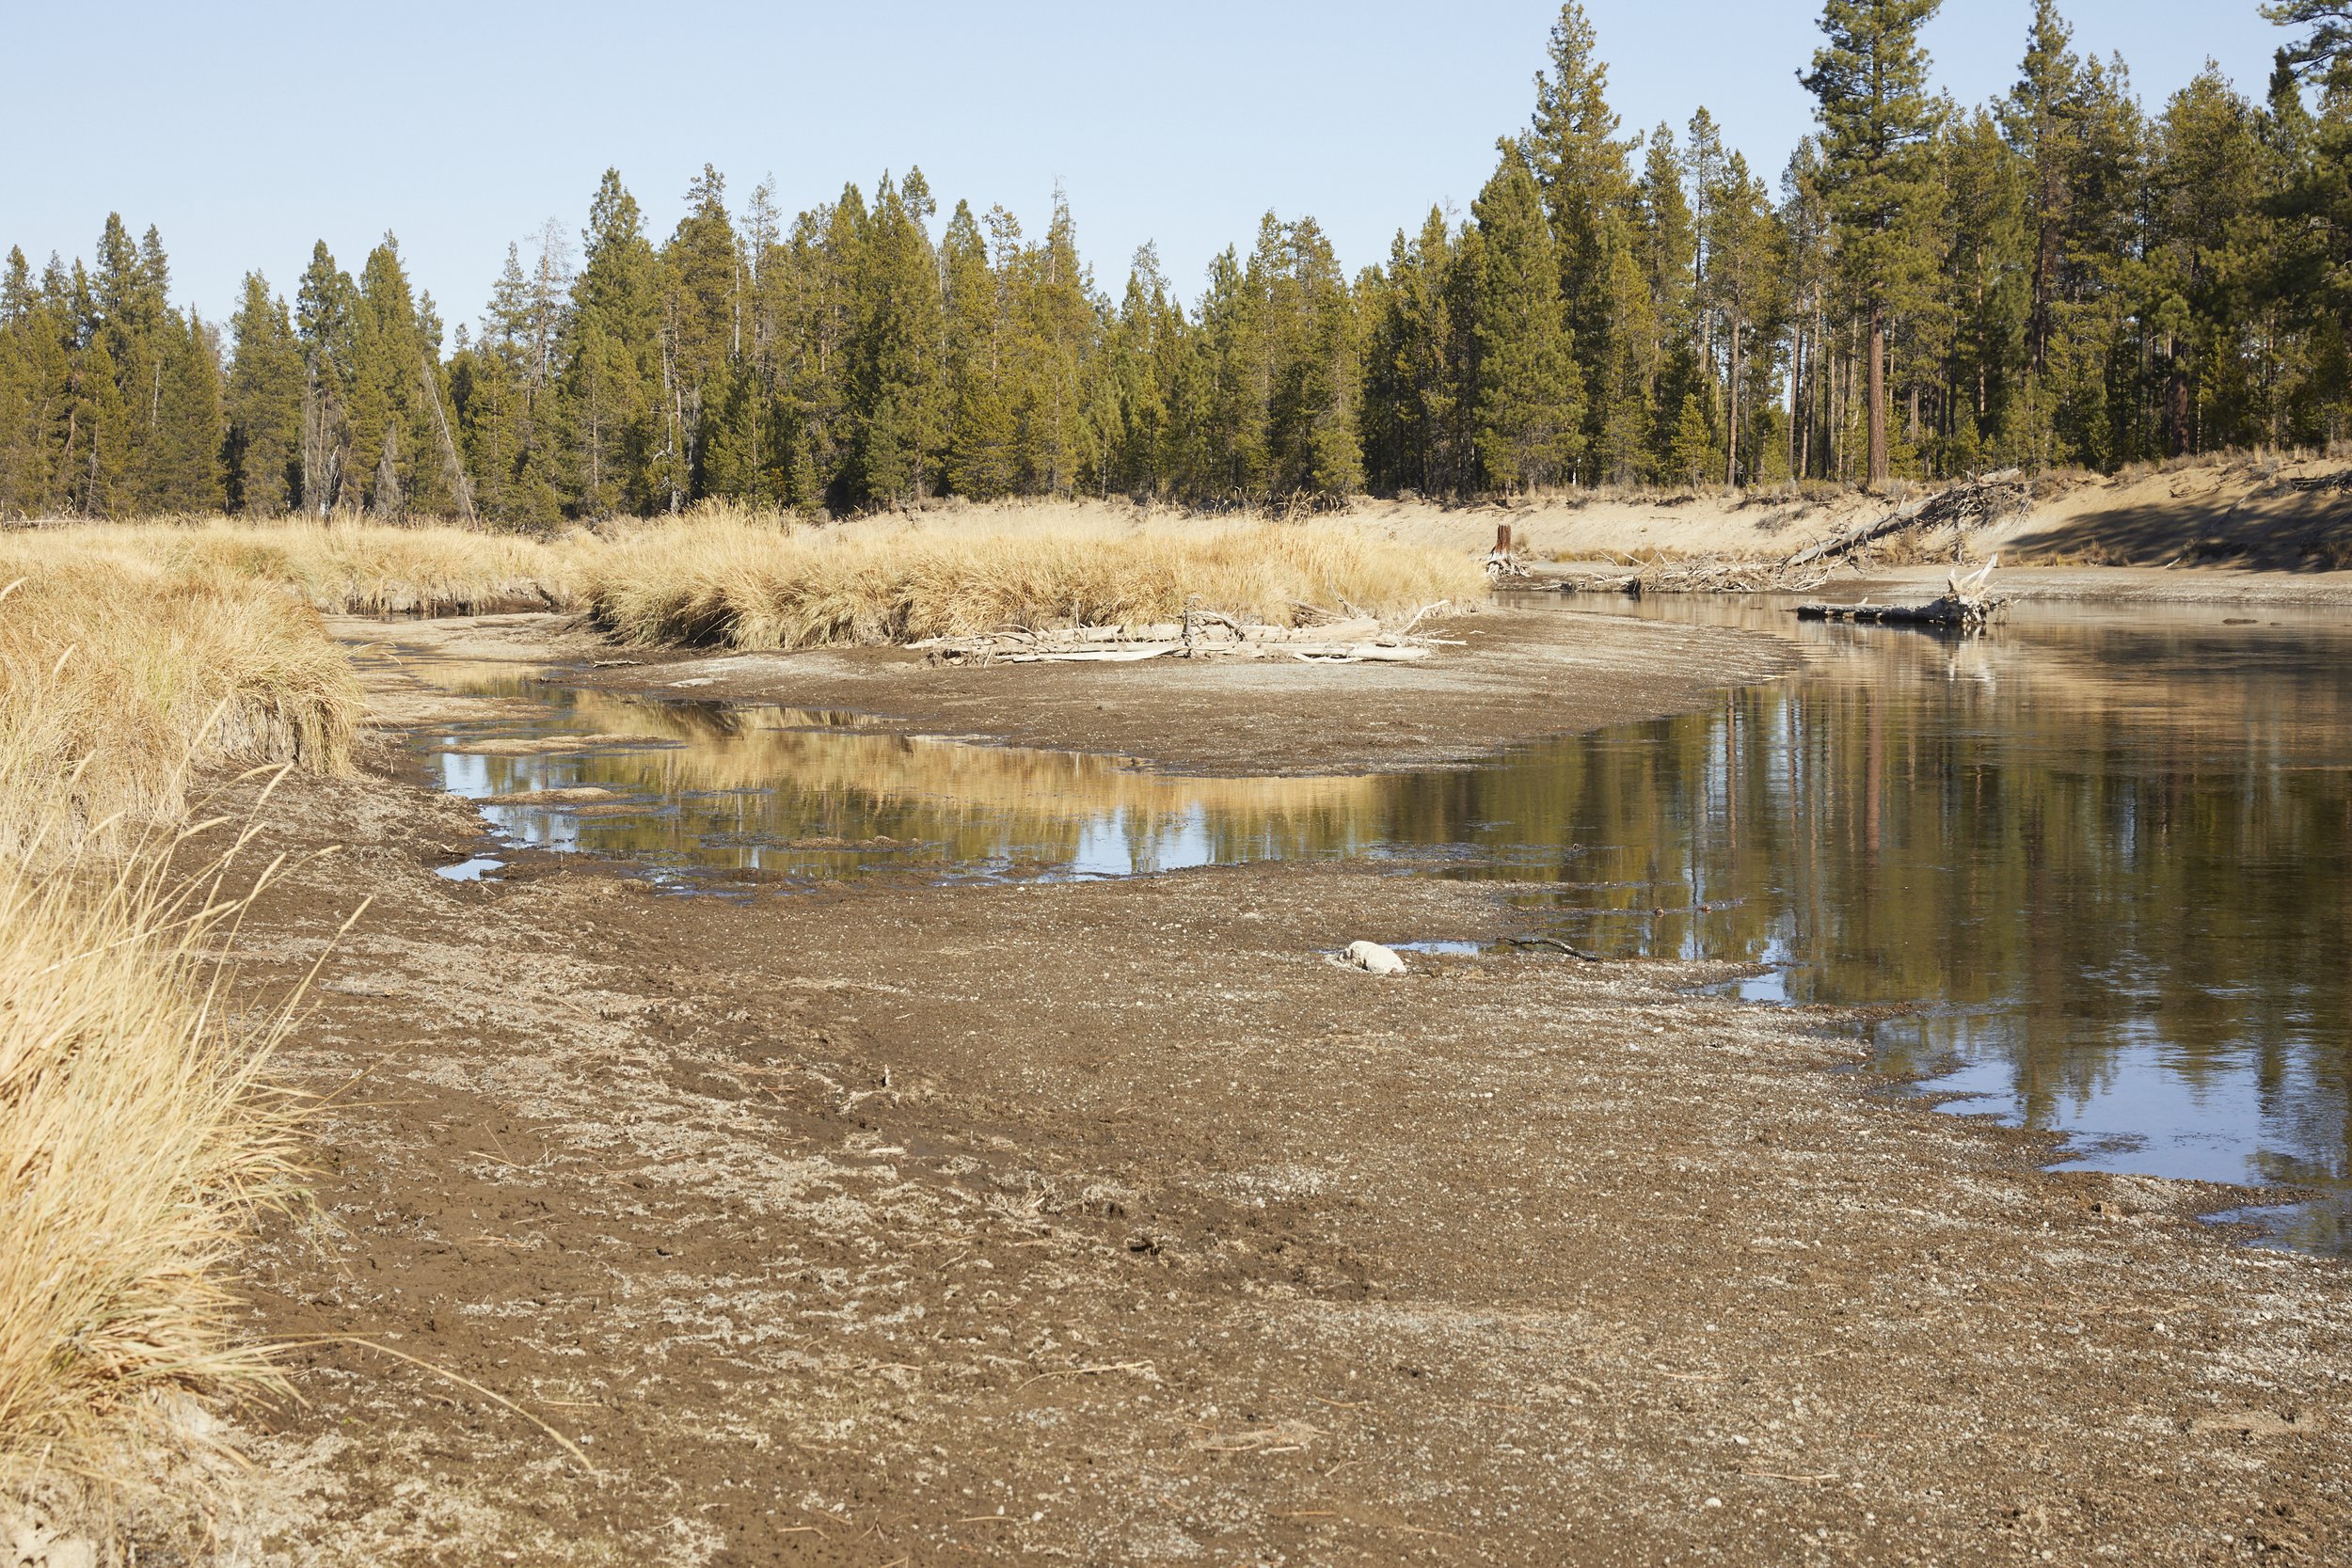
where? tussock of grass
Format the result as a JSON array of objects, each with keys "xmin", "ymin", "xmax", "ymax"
[
  {"xmin": 0, "ymin": 538, "xmax": 357, "ymax": 1533},
  {"xmin": 574, "ymin": 515, "xmax": 1486, "ymax": 649},
  {"xmin": 0, "ymin": 543, "xmax": 360, "ymax": 846},
  {"xmin": 0, "ymin": 810, "xmax": 305, "ymax": 1507},
  {"xmin": 159, "ymin": 518, "xmax": 568, "ymax": 615}
]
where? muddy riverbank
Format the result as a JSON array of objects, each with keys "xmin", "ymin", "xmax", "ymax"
[
  {"xmin": 340, "ymin": 605, "xmax": 1803, "ymax": 777},
  {"xmin": 197, "ymin": 609, "xmax": 2350, "ymax": 1566}
]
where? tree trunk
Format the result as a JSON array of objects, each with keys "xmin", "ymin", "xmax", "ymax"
[
  {"xmin": 1726, "ymin": 308, "xmax": 1742, "ymax": 488},
  {"xmin": 1867, "ymin": 302, "xmax": 1888, "ymax": 491}
]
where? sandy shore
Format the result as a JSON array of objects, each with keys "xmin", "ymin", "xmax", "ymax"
[
  {"xmin": 1561, "ymin": 562, "xmax": 2352, "ymax": 610},
  {"xmin": 192, "ymin": 610, "xmax": 2348, "ymax": 1566}
]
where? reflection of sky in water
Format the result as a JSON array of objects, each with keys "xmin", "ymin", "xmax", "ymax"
[
  {"xmin": 1072, "ymin": 805, "xmax": 1218, "ymax": 878},
  {"xmin": 373, "ymin": 599, "xmax": 2352, "ymax": 1252}
]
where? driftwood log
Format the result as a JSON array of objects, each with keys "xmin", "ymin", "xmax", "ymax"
[
  {"xmin": 1552, "ymin": 555, "xmax": 1835, "ymax": 595},
  {"xmin": 1782, "ymin": 470, "xmax": 2029, "ymax": 569},
  {"xmin": 912, "ymin": 603, "xmax": 1460, "ymax": 667},
  {"xmin": 1796, "ymin": 558, "xmax": 2007, "ymax": 629}
]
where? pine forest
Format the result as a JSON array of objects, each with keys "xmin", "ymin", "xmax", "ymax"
[{"xmin": 8, "ymin": 0, "xmax": 2352, "ymax": 526}]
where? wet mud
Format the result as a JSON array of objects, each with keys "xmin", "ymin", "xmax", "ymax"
[{"xmin": 199, "ymin": 611, "xmax": 2349, "ymax": 1566}]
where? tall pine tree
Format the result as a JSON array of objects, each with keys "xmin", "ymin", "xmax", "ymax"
[
  {"xmin": 1470, "ymin": 143, "xmax": 1582, "ymax": 490},
  {"xmin": 1802, "ymin": 0, "xmax": 1945, "ymax": 488}
]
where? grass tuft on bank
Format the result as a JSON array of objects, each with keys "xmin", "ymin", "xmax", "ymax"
[
  {"xmin": 0, "ymin": 815, "xmax": 306, "ymax": 1509},
  {"xmin": 0, "ymin": 541, "xmax": 356, "ymax": 1532},
  {"xmin": 0, "ymin": 537, "xmax": 361, "ymax": 845},
  {"xmin": 574, "ymin": 512, "xmax": 1486, "ymax": 649}
]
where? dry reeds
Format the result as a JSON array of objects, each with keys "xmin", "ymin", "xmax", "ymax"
[
  {"xmin": 0, "ymin": 541, "xmax": 359, "ymax": 1536},
  {"xmin": 158, "ymin": 518, "xmax": 568, "ymax": 615},
  {"xmin": 0, "ymin": 545, "xmax": 360, "ymax": 847},
  {"xmin": 572, "ymin": 513, "xmax": 1486, "ymax": 649},
  {"xmin": 6, "ymin": 508, "xmax": 1484, "ymax": 652},
  {"xmin": 0, "ymin": 795, "xmax": 309, "ymax": 1513}
]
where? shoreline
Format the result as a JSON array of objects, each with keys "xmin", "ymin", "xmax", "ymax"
[
  {"xmin": 1530, "ymin": 561, "xmax": 2352, "ymax": 609},
  {"xmin": 342, "ymin": 603, "xmax": 1805, "ymax": 777},
  {"xmin": 199, "ymin": 607, "xmax": 2349, "ymax": 1565}
]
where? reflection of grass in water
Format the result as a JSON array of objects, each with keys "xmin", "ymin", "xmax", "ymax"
[
  {"xmin": 429, "ymin": 677, "xmax": 1388, "ymax": 870},
  {"xmin": 413, "ymin": 628, "xmax": 2352, "ymax": 1192}
]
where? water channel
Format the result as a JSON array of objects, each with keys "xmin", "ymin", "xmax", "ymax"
[{"xmin": 368, "ymin": 594, "xmax": 2352, "ymax": 1255}]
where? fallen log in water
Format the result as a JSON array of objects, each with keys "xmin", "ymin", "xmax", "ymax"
[
  {"xmin": 990, "ymin": 640, "xmax": 1434, "ymax": 665},
  {"xmin": 1796, "ymin": 559, "xmax": 2006, "ymax": 629},
  {"xmin": 1796, "ymin": 597, "xmax": 2008, "ymax": 627}
]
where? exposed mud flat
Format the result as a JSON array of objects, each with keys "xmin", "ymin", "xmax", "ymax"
[
  {"xmin": 342, "ymin": 606, "xmax": 1804, "ymax": 777},
  {"xmin": 189, "ymin": 613, "xmax": 2350, "ymax": 1566}
]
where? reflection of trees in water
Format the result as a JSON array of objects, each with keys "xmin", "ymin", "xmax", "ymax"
[
  {"xmin": 430, "ymin": 623, "xmax": 2352, "ymax": 1179},
  {"xmin": 1387, "ymin": 618, "xmax": 2352, "ymax": 1176}
]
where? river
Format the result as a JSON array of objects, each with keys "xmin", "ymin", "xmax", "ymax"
[{"xmin": 369, "ymin": 593, "xmax": 2352, "ymax": 1254}]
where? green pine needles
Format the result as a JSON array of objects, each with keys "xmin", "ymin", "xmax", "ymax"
[{"xmin": 4, "ymin": 0, "xmax": 2350, "ymax": 521}]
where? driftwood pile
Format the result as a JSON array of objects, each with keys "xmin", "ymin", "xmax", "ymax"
[
  {"xmin": 1797, "ymin": 558, "xmax": 2007, "ymax": 629},
  {"xmin": 912, "ymin": 603, "xmax": 1460, "ymax": 666},
  {"xmin": 1542, "ymin": 472, "xmax": 2035, "ymax": 598},
  {"xmin": 1781, "ymin": 469, "xmax": 2031, "ymax": 568},
  {"xmin": 1556, "ymin": 555, "xmax": 1836, "ymax": 596}
]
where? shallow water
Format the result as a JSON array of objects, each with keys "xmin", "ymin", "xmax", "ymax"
[{"xmin": 367, "ymin": 595, "xmax": 2352, "ymax": 1252}]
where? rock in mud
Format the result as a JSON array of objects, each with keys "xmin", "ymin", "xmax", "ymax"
[{"xmin": 1344, "ymin": 940, "xmax": 1407, "ymax": 975}]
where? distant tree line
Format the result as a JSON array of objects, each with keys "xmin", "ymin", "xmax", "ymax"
[{"xmin": 5, "ymin": 0, "xmax": 2352, "ymax": 524}]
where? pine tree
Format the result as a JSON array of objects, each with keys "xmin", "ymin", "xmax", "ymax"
[
  {"xmin": 2001, "ymin": 1, "xmax": 2082, "ymax": 384},
  {"xmin": 1636, "ymin": 125, "xmax": 1704, "ymax": 478},
  {"xmin": 1705, "ymin": 153, "xmax": 1788, "ymax": 484},
  {"xmin": 1668, "ymin": 391, "xmax": 1716, "ymax": 487},
  {"xmin": 1802, "ymin": 0, "xmax": 1946, "ymax": 488},
  {"xmin": 225, "ymin": 273, "xmax": 302, "ymax": 513},
  {"xmin": 943, "ymin": 200, "xmax": 1016, "ymax": 499},
  {"xmin": 1936, "ymin": 110, "xmax": 2031, "ymax": 471},
  {"xmin": 1099, "ymin": 245, "xmax": 1175, "ymax": 497},
  {"xmin": 0, "ymin": 254, "xmax": 73, "ymax": 516},
  {"xmin": 2266, "ymin": 1, "xmax": 2352, "ymax": 84},
  {"xmin": 1363, "ymin": 208, "xmax": 1470, "ymax": 497},
  {"xmin": 148, "ymin": 309, "xmax": 226, "ymax": 512},
  {"xmin": 295, "ymin": 242, "xmax": 357, "ymax": 513},
  {"xmin": 660, "ymin": 165, "xmax": 741, "ymax": 503},
  {"xmin": 845, "ymin": 170, "xmax": 946, "ymax": 506},
  {"xmin": 1526, "ymin": 3, "xmax": 1642, "ymax": 478},
  {"xmin": 462, "ymin": 232, "xmax": 568, "ymax": 525},
  {"xmin": 564, "ymin": 169, "xmax": 662, "ymax": 515},
  {"xmin": 2149, "ymin": 68, "xmax": 2269, "ymax": 454},
  {"xmin": 1249, "ymin": 214, "xmax": 1361, "ymax": 499},
  {"xmin": 1018, "ymin": 186, "xmax": 1094, "ymax": 497},
  {"xmin": 1470, "ymin": 143, "xmax": 1582, "ymax": 490}
]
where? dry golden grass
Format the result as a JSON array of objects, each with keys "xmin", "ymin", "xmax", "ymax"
[
  {"xmin": 0, "ymin": 539, "xmax": 360, "ymax": 847},
  {"xmin": 0, "ymin": 803, "xmax": 307, "ymax": 1512},
  {"xmin": 573, "ymin": 510, "xmax": 1486, "ymax": 649},
  {"xmin": 7, "ymin": 510, "xmax": 1484, "ymax": 652},
  {"xmin": 0, "ymin": 537, "xmax": 358, "ymax": 1535},
  {"xmin": 158, "ymin": 518, "xmax": 568, "ymax": 614},
  {"xmin": 37, "ymin": 516, "xmax": 571, "ymax": 615}
]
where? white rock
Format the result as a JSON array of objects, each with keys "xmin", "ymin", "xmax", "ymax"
[{"xmin": 1345, "ymin": 941, "xmax": 1407, "ymax": 976}]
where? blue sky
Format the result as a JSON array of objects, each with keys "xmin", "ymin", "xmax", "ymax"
[{"xmin": 0, "ymin": 2, "xmax": 2292, "ymax": 332}]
